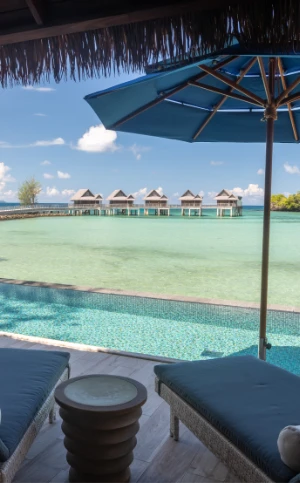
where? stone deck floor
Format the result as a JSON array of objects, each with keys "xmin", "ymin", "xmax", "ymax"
[{"xmin": 0, "ymin": 335, "xmax": 237, "ymax": 483}]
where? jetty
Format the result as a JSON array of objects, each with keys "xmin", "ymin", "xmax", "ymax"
[{"xmin": 0, "ymin": 189, "xmax": 243, "ymax": 218}]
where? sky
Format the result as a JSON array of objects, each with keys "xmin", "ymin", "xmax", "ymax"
[{"xmin": 0, "ymin": 70, "xmax": 300, "ymax": 205}]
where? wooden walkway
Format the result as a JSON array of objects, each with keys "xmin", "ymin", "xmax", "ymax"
[{"xmin": 0, "ymin": 335, "xmax": 237, "ymax": 483}]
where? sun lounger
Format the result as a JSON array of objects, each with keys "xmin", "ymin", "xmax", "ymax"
[
  {"xmin": 154, "ymin": 356, "xmax": 300, "ymax": 483},
  {"xmin": 0, "ymin": 348, "xmax": 70, "ymax": 483}
]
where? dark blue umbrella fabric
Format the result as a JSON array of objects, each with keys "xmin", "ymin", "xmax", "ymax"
[
  {"xmin": 85, "ymin": 46, "xmax": 300, "ymax": 144},
  {"xmin": 85, "ymin": 46, "xmax": 300, "ymax": 361}
]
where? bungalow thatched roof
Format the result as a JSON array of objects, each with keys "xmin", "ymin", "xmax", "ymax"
[
  {"xmin": 215, "ymin": 189, "xmax": 241, "ymax": 201},
  {"xmin": 107, "ymin": 189, "xmax": 134, "ymax": 201},
  {"xmin": 0, "ymin": 1, "xmax": 298, "ymax": 88},
  {"xmin": 179, "ymin": 190, "xmax": 203, "ymax": 201},
  {"xmin": 144, "ymin": 189, "xmax": 168, "ymax": 201},
  {"xmin": 71, "ymin": 188, "xmax": 98, "ymax": 201}
]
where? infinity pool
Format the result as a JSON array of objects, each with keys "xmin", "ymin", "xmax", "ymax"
[{"xmin": 1, "ymin": 282, "xmax": 300, "ymax": 374}]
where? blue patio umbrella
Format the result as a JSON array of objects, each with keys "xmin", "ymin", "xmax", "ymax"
[{"xmin": 85, "ymin": 44, "xmax": 300, "ymax": 360}]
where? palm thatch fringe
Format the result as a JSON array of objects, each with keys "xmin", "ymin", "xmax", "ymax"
[{"xmin": 0, "ymin": 0, "xmax": 300, "ymax": 87}]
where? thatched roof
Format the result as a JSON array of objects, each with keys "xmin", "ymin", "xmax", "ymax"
[
  {"xmin": 71, "ymin": 188, "xmax": 99, "ymax": 201},
  {"xmin": 215, "ymin": 189, "xmax": 240, "ymax": 201},
  {"xmin": 107, "ymin": 189, "xmax": 134, "ymax": 201},
  {"xmin": 144, "ymin": 189, "xmax": 168, "ymax": 201},
  {"xmin": 0, "ymin": 1, "xmax": 300, "ymax": 87},
  {"xmin": 179, "ymin": 189, "xmax": 203, "ymax": 201}
]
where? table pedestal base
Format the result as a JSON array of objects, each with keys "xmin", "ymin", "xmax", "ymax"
[{"xmin": 59, "ymin": 407, "xmax": 142, "ymax": 483}]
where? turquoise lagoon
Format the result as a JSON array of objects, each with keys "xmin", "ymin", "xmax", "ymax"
[{"xmin": 0, "ymin": 207, "xmax": 299, "ymax": 306}]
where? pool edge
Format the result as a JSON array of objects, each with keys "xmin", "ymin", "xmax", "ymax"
[
  {"xmin": 0, "ymin": 277, "xmax": 299, "ymax": 313},
  {"xmin": 0, "ymin": 331, "xmax": 180, "ymax": 364}
]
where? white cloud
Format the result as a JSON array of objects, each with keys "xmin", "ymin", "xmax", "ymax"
[
  {"xmin": 284, "ymin": 191, "xmax": 291, "ymax": 197},
  {"xmin": 57, "ymin": 171, "xmax": 70, "ymax": 179},
  {"xmin": 41, "ymin": 160, "xmax": 51, "ymax": 165},
  {"xmin": 132, "ymin": 187, "xmax": 147, "ymax": 199},
  {"xmin": 156, "ymin": 187, "xmax": 163, "ymax": 196},
  {"xmin": 34, "ymin": 113, "xmax": 47, "ymax": 117},
  {"xmin": 257, "ymin": 169, "xmax": 265, "ymax": 175},
  {"xmin": 232, "ymin": 184, "xmax": 264, "ymax": 198},
  {"xmin": 210, "ymin": 161, "xmax": 223, "ymax": 166},
  {"xmin": 0, "ymin": 163, "xmax": 15, "ymax": 193},
  {"xmin": 0, "ymin": 141, "xmax": 11, "ymax": 148},
  {"xmin": 231, "ymin": 187, "xmax": 244, "ymax": 197},
  {"xmin": 3, "ymin": 190, "xmax": 17, "ymax": 199},
  {"xmin": 22, "ymin": 86, "xmax": 55, "ymax": 92},
  {"xmin": 0, "ymin": 139, "xmax": 65, "ymax": 149},
  {"xmin": 76, "ymin": 124, "xmax": 118, "ymax": 153},
  {"xmin": 199, "ymin": 190, "xmax": 205, "ymax": 197},
  {"xmin": 245, "ymin": 184, "xmax": 264, "ymax": 197},
  {"xmin": 208, "ymin": 191, "xmax": 217, "ymax": 199},
  {"xmin": 61, "ymin": 189, "xmax": 75, "ymax": 197},
  {"xmin": 43, "ymin": 173, "xmax": 54, "ymax": 179},
  {"xmin": 31, "ymin": 138, "xmax": 65, "ymax": 147},
  {"xmin": 172, "ymin": 192, "xmax": 179, "ymax": 197},
  {"xmin": 129, "ymin": 144, "xmax": 150, "ymax": 160},
  {"xmin": 283, "ymin": 162, "xmax": 300, "ymax": 175},
  {"xmin": 46, "ymin": 186, "xmax": 59, "ymax": 197}
]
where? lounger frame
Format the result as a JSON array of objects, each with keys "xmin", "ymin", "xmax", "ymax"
[
  {"xmin": 155, "ymin": 377, "xmax": 274, "ymax": 483},
  {"xmin": 0, "ymin": 365, "xmax": 70, "ymax": 483}
]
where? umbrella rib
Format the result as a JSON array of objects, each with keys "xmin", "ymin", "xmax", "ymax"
[
  {"xmin": 277, "ymin": 58, "xmax": 298, "ymax": 141},
  {"xmin": 111, "ymin": 56, "xmax": 238, "ymax": 129},
  {"xmin": 257, "ymin": 57, "xmax": 271, "ymax": 105},
  {"xmin": 278, "ymin": 91, "xmax": 300, "ymax": 106},
  {"xmin": 189, "ymin": 81, "xmax": 262, "ymax": 107},
  {"xmin": 275, "ymin": 76, "xmax": 300, "ymax": 106},
  {"xmin": 192, "ymin": 57, "xmax": 257, "ymax": 140},
  {"xmin": 198, "ymin": 64, "xmax": 265, "ymax": 106}
]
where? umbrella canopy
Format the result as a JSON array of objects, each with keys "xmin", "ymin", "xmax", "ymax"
[
  {"xmin": 85, "ymin": 45, "xmax": 300, "ymax": 143},
  {"xmin": 85, "ymin": 44, "xmax": 300, "ymax": 360}
]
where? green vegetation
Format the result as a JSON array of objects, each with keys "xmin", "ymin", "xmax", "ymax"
[
  {"xmin": 18, "ymin": 177, "xmax": 42, "ymax": 205},
  {"xmin": 271, "ymin": 192, "xmax": 300, "ymax": 211}
]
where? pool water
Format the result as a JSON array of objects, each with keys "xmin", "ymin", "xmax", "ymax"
[{"xmin": 1, "ymin": 283, "xmax": 300, "ymax": 374}]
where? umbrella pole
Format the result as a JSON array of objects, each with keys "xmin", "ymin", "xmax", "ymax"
[{"xmin": 259, "ymin": 58, "xmax": 276, "ymax": 360}]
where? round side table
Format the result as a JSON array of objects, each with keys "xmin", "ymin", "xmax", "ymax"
[{"xmin": 55, "ymin": 374, "xmax": 147, "ymax": 483}]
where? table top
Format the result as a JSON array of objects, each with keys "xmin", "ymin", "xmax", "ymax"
[{"xmin": 55, "ymin": 374, "xmax": 147, "ymax": 413}]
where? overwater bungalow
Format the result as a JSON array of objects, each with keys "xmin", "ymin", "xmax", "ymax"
[
  {"xmin": 107, "ymin": 190, "xmax": 134, "ymax": 206},
  {"xmin": 144, "ymin": 189, "xmax": 169, "ymax": 216},
  {"xmin": 215, "ymin": 189, "xmax": 243, "ymax": 217},
  {"xmin": 179, "ymin": 190, "xmax": 203, "ymax": 216},
  {"xmin": 70, "ymin": 189, "xmax": 102, "ymax": 206},
  {"xmin": 106, "ymin": 190, "xmax": 137, "ymax": 215}
]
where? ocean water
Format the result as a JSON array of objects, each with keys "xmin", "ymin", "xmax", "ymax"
[{"xmin": 0, "ymin": 207, "xmax": 299, "ymax": 306}]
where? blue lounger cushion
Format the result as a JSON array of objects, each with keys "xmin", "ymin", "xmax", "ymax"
[
  {"xmin": 0, "ymin": 348, "xmax": 70, "ymax": 462},
  {"xmin": 154, "ymin": 355, "xmax": 300, "ymax": 483}
]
